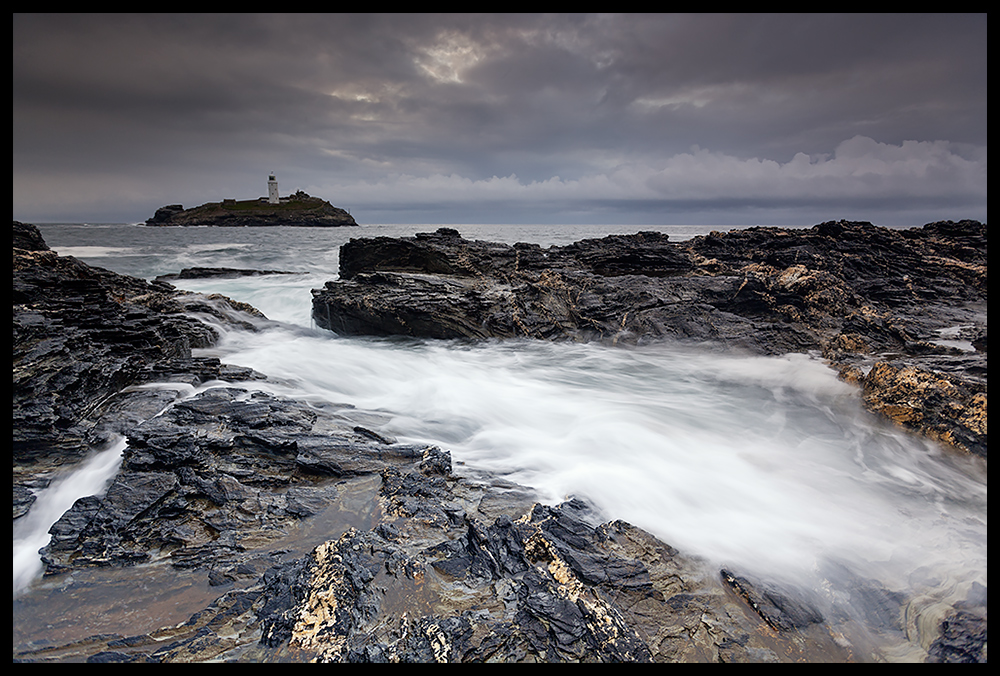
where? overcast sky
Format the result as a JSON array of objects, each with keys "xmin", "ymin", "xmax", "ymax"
[{"xmin": 13, "ymin": 13, "xmax": 987, "ymax": 226}]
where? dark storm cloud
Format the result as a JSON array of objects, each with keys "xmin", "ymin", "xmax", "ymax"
[{"xmin": 13, "ymin": 13, "xmax": 987, "ymax": 224}]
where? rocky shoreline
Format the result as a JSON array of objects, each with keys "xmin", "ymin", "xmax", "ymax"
[
  {"xmin": 313, "ymin": 221, "xmax": 987, "ymax": 458},
  {"xmin": 13, "ymin": 220, "xmax": 987, "ymax": 662}
]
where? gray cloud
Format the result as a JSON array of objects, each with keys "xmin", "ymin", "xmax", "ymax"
[{"xmin": 13, "ymin": 13, "xmax": 987, "ymax": 225}]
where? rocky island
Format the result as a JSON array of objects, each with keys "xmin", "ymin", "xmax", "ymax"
[
  {"xmin": 146, "ymin": 190, "xmax": 357, "ymax": 227},
  {"xmin": 13, "ymin": 220, "xmax": 987, "ymax": 663}
]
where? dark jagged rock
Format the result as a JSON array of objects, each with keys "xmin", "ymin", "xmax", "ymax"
[
  {"xmin": 145, "ymin": 191, "xmax": 357, "ymax": 227},
  {"xmin": 316, "ymin": 230, "xmax": 811, "ymax": 352},
  {"xmin": 146, "ymin": 204, "xmax": 186, "ymax": 225},
  {"xmin": 14, "ymin": 220, "xmax": 50, "ymax": 252},
  {"xmin": 313, "ymin": 221, "xmax": 987, "ymax": 457},
  {"xmin": 13, "ymin": 229, "xmax": 265, "ymax": 464},
  {"xmin": 720, "ymin": 569, "xmax": 824, "ymax": 632},
  {"xmin": 38, "ymin": 385, "xmax": 441, "ymax": 579},
  {"xmin": 20, "ymin": 465, "xmax": 857, "ymax": 663},
  {"xmin": 926, "ymin": 611, "xmax": 988, "ymax": 663},
  {"xmin": 154, "ymin": 267, "xmax": 303, "ymax": 283}
]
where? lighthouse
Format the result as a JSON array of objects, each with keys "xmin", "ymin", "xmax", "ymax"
[{"xmin": 267, "ymin": 173, "xmax": 279, "ymax": 204}]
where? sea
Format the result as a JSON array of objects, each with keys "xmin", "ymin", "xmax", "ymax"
[{"xmin": 13, "ymin": 222, "xmax": 988, "ymax": 660}]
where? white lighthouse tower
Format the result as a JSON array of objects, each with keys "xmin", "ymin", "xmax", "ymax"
[{"xmin": 267, "ymin": 173, "xmax": 280, "ymax": 204}]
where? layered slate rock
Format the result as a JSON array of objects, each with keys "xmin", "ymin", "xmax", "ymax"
[
  {"xmin": 38, "ymin": 385, "xmax": 448, "ymax": 580},
  {"xmin": 314, "ymin": 228, "xmax": 804, "ymax": 352},
  {"xmin": 14, "ymin": 222, "xmax": 260, "ymax": 464},
  {"xmin": 146, "ymin": 190, "xmax": 357, "ymax": 227},
  {"xmin": 312, "ymin": 221, "xmax": 987, "ymax": 457}
]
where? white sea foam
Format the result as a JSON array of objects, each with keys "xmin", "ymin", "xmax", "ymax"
[
  {"xmin": 52, "ymin": 245, "xmax": 136, "ymax": 258},
  {"xmin": 13, "ymin": 439, "xmax": 126, "ymax": 593},
  {"xmin": 211, "ymin": 325, "xmax": 986, "ymax": 598}
]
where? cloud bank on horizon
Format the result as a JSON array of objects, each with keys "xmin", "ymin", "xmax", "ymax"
[{"xmin": 13, "ymin": 13, "xmax": 987, "ymax": 226}]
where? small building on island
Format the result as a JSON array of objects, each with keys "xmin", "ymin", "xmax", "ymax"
[{"xmin": 268, "ymin": 173, "xmax": 280, "ymax": 204}]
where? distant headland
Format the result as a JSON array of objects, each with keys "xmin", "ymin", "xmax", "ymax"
[{"xmin": 146, "ymin": 175, "xmax": 357, "ymax": 227}]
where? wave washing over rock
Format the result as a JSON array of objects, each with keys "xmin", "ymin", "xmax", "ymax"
[
  {"xmin": 12, "ymin": 220, "xmax": 987, "ymax": 662},
  {"xmin": 314, "ymin": 222, "xmax": 987, "ymax": 457}
]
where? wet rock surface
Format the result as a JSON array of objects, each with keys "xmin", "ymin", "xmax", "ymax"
[
  {"xmin": 37, "ymin": 385, "xmax": 441, "ymax": 581},
  {"xmin": 313, "ymin": 220, "xmax": 987, "ymax": 458},
  {"xmin": 926, "ymin": 610, "xmax": 989, "ymax": 663},
  {"xmin": 13, "ymin": 220, "xmax": 986, "ymax": 662},
  {"xmin": 153, "ymin": 267, "xmax": 303, "ymax": 283},
  {"xmin": 14, "ymin": 223, "xmax": 265, "ymax": 466}
]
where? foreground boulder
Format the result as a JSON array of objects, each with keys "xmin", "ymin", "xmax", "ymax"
[{"xmin": 313, "ymin": 221, "xmax": 987, "ymax": 457}]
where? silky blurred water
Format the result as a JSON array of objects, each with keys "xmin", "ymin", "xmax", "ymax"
[{"xmin": 17, "ymin": 223, "xmax": 987, "ymax": 654}]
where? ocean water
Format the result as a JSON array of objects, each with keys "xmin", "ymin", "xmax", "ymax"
[{"xmin": 15, "ymin": 222, "xmax": 987, "ymax": 657}]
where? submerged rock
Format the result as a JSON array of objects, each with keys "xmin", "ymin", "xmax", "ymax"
[
  {"xmin": 720, "ymin": 569, "xmax": 824, "ymax": 632},
  {"xmin": 153, "ymin": 267, "xmax": 303, "ymax": 283},
  {"xmin": 927, "ymin": 610, "xmax": 988, "ymax": 663}
]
